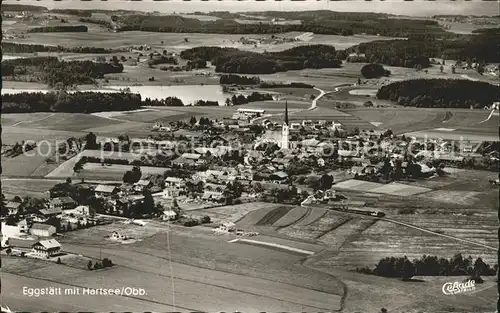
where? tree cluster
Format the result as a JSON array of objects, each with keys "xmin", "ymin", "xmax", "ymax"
[
  {"xmin": 2, "ymin": 90, "xmax": 141, "ymax": 113},
  {"xmin": 361, "ymin": 63, "xmax": 391, "ymax": 79},
  {"xmin": 78, "ymin": 18, "xmax": 114, "ymax": 29},
  {"xmin": 147, "ymin": 56, "xmax": 178, "ymax": 67},
  {"xmin": 259, "ymin": 82, "xmax": 314, "ymax": 89},
  {"xmin": 358, "ymin": 254, "xmax": 498, "ymax": 280},
  {"xmin": 227, "ymin": 92, "xmax": 273, "ymax": 106},
  {"xmin": 2, "ymin": 56, "xmax": 124, "ymax": 87},
  {"xmin": 376, "ymin": 79, "xmax": 499, "ymax": 109},
  {"xmin": 219, "ymin": 74, "xmax": 261, "ymax": 85},
  {"xmin": 51, "ymin": 9, "xmax": 93, "ymax": 17},
  {"xmin": 140, "ymin": 96, "xmax": 183, "ymax": 107},
  {"xmin": 27, "ymin": 25, "xmax": 89, "ymax": 33},
  {"xmin": 2, "ymin": 42, "xmax": 120, "ymax": 54},
  {"xmin": 180, "ymin": 45, "xmax": 341, "ymax": 75},
  {"xmin": 123, "ymin": 166, "xmax": 142, "ymax": 184}
]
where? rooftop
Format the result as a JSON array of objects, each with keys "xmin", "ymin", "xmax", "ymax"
[
  {"xmin": 31, "ymin": 223, "xmax": 54, "ymax": 231},
  {"xmin": 35, "ymin": 239, "xmax": 61, "ymax": 249},
  {"xmin": 95, "ymin": 184, "xmax": 116, "ymax": 193}
]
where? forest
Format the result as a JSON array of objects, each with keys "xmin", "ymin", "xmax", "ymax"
[
  {"xmin": 2, "ymin": 91, "xmax": 142, "ymax": 113},
  {"xmin": 2, "ymin": 42, "xmax": 120, "ymax": 54},
  {"xmin": 347, "ymin": 29, "xmax": 500, "ymax": 68},
  {"xmin": 114, "ymin": 11, "xmax": 451, "ymax": 38},
  {"xmin": 2, "ymin": 57, "xmax": 124, "ymax": 87},
  {"xmin": 27, "ymin": 25, "xmax": 89, "ymax": 33},
  {"xmin": 2, "ymin": 4, "xmax": 47, "ymax": 11},
  {"xmin": 376, "ymin": 79, "xmax": 499, "ymax": 108},
  {"xmin": 181, "ymin": 45, "xmax": 341, "ymax": 74},
  {"xmin": 220, "ymin": 74, "xmax": 261, "ymax": 85}
]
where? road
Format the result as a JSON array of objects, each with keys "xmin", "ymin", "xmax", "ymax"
[{"xmin": 251, "ymin": 84, "xmax": 352, "ymax": 125}]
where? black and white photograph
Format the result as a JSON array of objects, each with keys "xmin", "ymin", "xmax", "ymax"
[{"xmin": 1, "ymin": 0, "xmax": 499, "ymax": 312}]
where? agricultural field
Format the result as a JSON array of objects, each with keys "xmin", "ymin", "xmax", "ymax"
[
  {"xmin": 0, "ymin": 178, "xmax": 62, "ymax": 198},
  {"xmin": 24, "ymin": 223, "xmax": 344, "ymax": 312},
  {"xmin": 344, "ymin": 107, "xmax": 497, "ymax": 136},
  {"xmin": 278, "ymin": 211, "xmax": 353, "ymax": 241},
  {"xmin": 76, "ymin": 163, "xmax": 168, "ymax": 181},
  {"xmin": 198, "ymin": 202, "xmax": 283, "ymax": 225},
  {"xmin": 317, "ymin": 215, "xmax": 497, "ymax": 270}
]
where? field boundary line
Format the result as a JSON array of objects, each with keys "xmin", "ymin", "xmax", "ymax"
[
  {"xmin": 11, "ymin": 113, "xmax": 56, "ymax": 127},
  {"xmin": 231, "ymin": 238, "xmax": 315, "ymax": 255},
  {"xmin": 382, "ymin": 218, "xmax": 497, "ymax": 251}
]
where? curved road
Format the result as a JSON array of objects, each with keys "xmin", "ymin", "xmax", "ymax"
[{"xmin": 251, "ymin": 83, "xmax": 353, "ymax": 125}]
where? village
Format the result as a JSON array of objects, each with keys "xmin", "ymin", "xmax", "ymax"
[{"xmin": 2, "ymin": 99, "xmax": 498, "ymax": 267}]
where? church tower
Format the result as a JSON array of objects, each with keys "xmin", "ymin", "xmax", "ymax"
[{"xmin": 281, "ymin": 101, "xmax": 290, "ymax": 150}]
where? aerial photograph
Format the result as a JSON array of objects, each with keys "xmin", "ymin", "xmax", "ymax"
[{"xmin": 1, "ymin": 0, "xmax": 499, "ymax": 312}]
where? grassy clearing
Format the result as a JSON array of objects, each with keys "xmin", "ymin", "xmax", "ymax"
[
  {"xmin": 1, "ymin": 178, "xmax": 61, "ymax": 198},
  {"xmin": 77, "ymin": 163, "xmax": 167, "ymax": 181}
]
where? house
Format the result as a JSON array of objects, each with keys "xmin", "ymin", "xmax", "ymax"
[
  {"xmin": 1, "ymin": 222, "xmax": 21, "ymax": 238},
  {"xmin": 133, "ymin": 179, "xmax": 152, "ymax": 192},
  {"xmin": 32, "ymin": 239, "xmax": 62, "ymax": 258},
  {"xmin": 338, "ymin": 150, "xmax": 359, "ymax": 158},
  {"xmin": 49, "ymin": 197, "xmax": 77, "ymax": 211},
  {"xmin": 349, "ymin": 166, "xmax": 366, "ymax": 176},
  {"xmin": 213, "ymin": 222, "xmax": 236, "ymax": 233},
  {"xmin": 172, "ymin": 156, "xmax": 196, "ymax": 167},
  {"xmin": 202, "ymin": 190, "xmax": 224, "ymax": 202},
  {"xmin": 162, "ymin": 210, "xmax": 177, "ymax": 221},
  {"xmin": 7, "ymin": 238, "xmax": 37, "ymax": 250},
  {"xmin": 94, "ymin": 185, "xmax": 117, "ymax": 198},
  {"xmin": 165, "ymin": 177, "xmax": 185, "ymax": 189},
  {"xmin": 17, "ymin": 219, "xmax": 29, "ymax": 233},
  {"xmin": 205, "ymin": 183, "xmax": 227, "ymax": 192},
  {"xmin": 290, "ymin": 122, "xmax": 301, "ymax": 130},
  {"xmin": 64, "ymin": 205, "xmax": 90, "ymax": 216},
  {"xmin": 461, "ymin": 144, "xmax": 474, "ymax": 153},
  {"xmin": 30, "ymin": 223, "xmax": 56, "ymax": 237},
  {"xmin": 269, "ymin": 171, "xmax": 289, "ymax": 184},
  {"xmin": 5, "ymin": 201, "xmax": 21, "ymax": 215},
  {"xmin": 38, "ymin": 207, "xmax": 62, "ymax": 218},
  {"xmin": 173, "ymin": 130, "xmax": 204, "ymax": 141},
  {"xmin": 271, "ymin": 158, "xmax": 290, "ymax": 167}
]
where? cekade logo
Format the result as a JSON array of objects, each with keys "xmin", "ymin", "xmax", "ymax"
[{"xmin": 442, "ymin": 279, "xmax": 476, "ymax": 295}]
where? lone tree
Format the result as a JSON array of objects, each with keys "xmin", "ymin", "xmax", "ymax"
[{"xmin": 87, "ymin": 260, "xmax": 93, "ymax": 270}]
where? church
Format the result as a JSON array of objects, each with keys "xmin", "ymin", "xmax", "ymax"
[{"xmin": 281, "ymin": 100, "xmax": 290, "ymax": 150}]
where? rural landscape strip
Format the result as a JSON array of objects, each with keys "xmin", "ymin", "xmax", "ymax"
[{"xmin": 1, "ymin": 3, "xmax": 498, "ymax": 313}]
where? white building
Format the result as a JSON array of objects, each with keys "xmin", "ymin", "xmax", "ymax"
[
  {"xmin": 32, "ymin": 239, "xmax": 61, "ymax": 258},
  {"xmin": 30, "ymin": 223, "xmax": 56, "ymax": 237}
]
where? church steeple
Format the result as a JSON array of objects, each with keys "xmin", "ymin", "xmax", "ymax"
[
  {"xmin": 284, "ymin": 101, "xmax": 289, "ymax": 125},
  {"xmin": 281, "ymin": 101, "xmax": 290, "ymax": 150}
]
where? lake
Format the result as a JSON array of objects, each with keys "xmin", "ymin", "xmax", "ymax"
[
  {"xmin": 1, "ymin": 85, "xmax": 230, "ymax": 106},
  {"xmin": 2, "ymin": 55, "xmax": 26, "ymax": 60}
]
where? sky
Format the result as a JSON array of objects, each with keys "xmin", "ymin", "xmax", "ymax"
[{"xmin": 8, "ymin": 0, "xmax": 499, "ymax": 17}]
